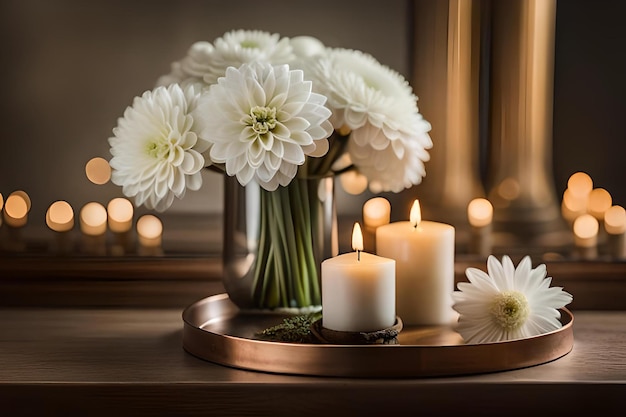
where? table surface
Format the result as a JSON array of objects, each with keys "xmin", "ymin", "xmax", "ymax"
[{"xmin": 0, "ymin": 305, "xmax": 624, "ymax": 416}]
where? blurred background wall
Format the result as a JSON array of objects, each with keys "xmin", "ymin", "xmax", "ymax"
[{"xmin": 0, "ymin": 0, "xmax": 623, "ymax": 235}]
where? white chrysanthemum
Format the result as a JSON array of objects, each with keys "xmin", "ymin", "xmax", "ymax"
[
  {"xmin": 192, "ymin": 62, "xmax": 333, "ymax": 191},
  {"xmin": 108, "ymin": 84, "xmax": 209, "ymax": 211},
  {"xmin": 304, "ymin": 48, "xmax": 432, "ymax": 192},
  {"xmin": 452, "ymin": 255, "xmax": 573, "ymax": 344},
  {"xmin": 158, "ymin": 30, "xmax": 296, "ymax": 89},
  {"xmin": 156, "ymin": 41, "xmax": 215, "ymax": 89}
]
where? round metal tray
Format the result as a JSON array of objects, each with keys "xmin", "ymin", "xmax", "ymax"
[{"xmin": 182, "ymin": 293, "xmax": 574, "ymax": 378}]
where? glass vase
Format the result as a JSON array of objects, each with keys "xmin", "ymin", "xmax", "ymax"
[{"xmin": 222, "ymin": 175, "xmax": 338, "ymax": 311}]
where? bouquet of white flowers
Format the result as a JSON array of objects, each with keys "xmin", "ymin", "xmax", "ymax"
[{"xmin": 107, "ymin": 29, "xmax": 432, "ymax": 309}]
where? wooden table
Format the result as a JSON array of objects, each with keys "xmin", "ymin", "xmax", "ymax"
[
  {"xmin": 0, "ymin": 255, "xmax": 625, "ymax": 416},
  {"xmin": 0, "ymin": 307, "xmax": 624, "ymax": 416}
]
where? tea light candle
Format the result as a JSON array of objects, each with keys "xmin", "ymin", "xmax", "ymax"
[
  {"xmin": 567, "ymin": 171, "xmax": 593, "ymax": 199},
  {"xmin": 362, "ymin": 197, "xmax": 391, "ymax": 253},
  {"xmin": 107, "ymin": 198, "xmax": 134, "ymax": 233},
  {"xmin": 376, "ymin": 200, "xmax": 455, "ymax": 326},
  {"xmin": 561, "ymin": 188, "xmax": 588, "ymax": 225},
  {"xmin": 79, "ymin": 202, "xmax": 107, "ymax": 236},
  {"xmin": 137, "ymin": 214, "xmax": 163, "ymax": 248},
  {"xmin": 46, "ymin": 200, "xmax": 75, "ymax": 232},
  {"xmin": 46, "ymin": 200, "xmax": 75, "ymax": 254},
  {"xmin": 573, "ymin": 213, "xmax": 599, "ymax": 259},
  {"xmin": 467, "ymin": 198, "xmax": 493, "ymax": 257},
  {"xmin": 604, "ymin": 205, "xmax": 626, "ymax": 259},
  {"xmin": 321, "ymin": 222, "xmax": 396, "ymax": 332},
  {"xmin": 3, "ymin": 192, "xmax": 30, "ymax": 228}
]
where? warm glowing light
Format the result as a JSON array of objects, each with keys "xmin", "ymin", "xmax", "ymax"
[
  {"xmin": 467, "ymin": 198, "xmax": 493, "ymax": 228},
  {"xmin": 85, "ymin": 157, "xmax": 112, "ymax": 185},
  {"xmin": 80, "ymin": 202, "xmax": 108, "ymax": 236},
  {"xmin": 308, "ymin": 137, "xmax": 329, "ymax": 158},
  {"xmin": 137, "ymin": 214, "xmax": 163, "ymax": 247},
  {"xmin": 0, "ymin": 192, "xmax": 3, "ymax": 211},
  {"xmin": 604, "ymin": 205, "xmax": 626, "ymax": 235},
  {"xmin": 46, "ymin": 200, "xmax": 74, "ymax": 232},
  {"xmin": 567, "ymin": 171, "xmax": 593, "ymax": 199},
  {"xmin": 497, "ymin": 178, "xmax": 520, "ymax": 201},
  {"xmin": 573, "ymin": 214, "xmax": 599, "ymax": 242},
  {"xmin": 587, "ymin": 188, "xmax": 612, "ymax": 220},
  {"xmin": 562, "ymin": 188, "xmax": 587, "ymax": 212},
  {"xmin": 339, "ymin": 171, "xmax": 368, "ymax": 195},
  {"xmin": 362, "ymin": 197, "xmax": 391, "ymax": 229},
  {"xmin": 351, "ymin": 222, "xmax": 364, "ymax": 252},
  {"xmin": 107, "ymin": 198, "xmax": 134, "ymax": 233},
  {"xmin": 410, "ymin": 200, "xmax": 422, "ymax": 228},
  {"xmin": 10, "ymin": 190, "xmax": 31, "ymax": 212},
  {"xmin": 4, "ymin": 194, "xmax": 28, "ymax": 219}
]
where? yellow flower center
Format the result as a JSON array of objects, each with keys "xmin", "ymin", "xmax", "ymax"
[
  {"xmin": 248, "ymin": 106, "xmax": 277, "ymax": 135},
  {"xmin": 240, "ymin": 40, "xmax": 260, "ymax": 49},
  {"xmin": 489, "ymin": 290, "xmax": 530, "ymax": 331}
]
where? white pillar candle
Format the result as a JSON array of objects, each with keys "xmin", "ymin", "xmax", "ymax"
[
  {"xmin": 321, "ymin": 223, "xmax": 396, "ymax": 332},
  {"xmin": 376, "ymin": 200, "xmax": 456, "ymax": 326}
]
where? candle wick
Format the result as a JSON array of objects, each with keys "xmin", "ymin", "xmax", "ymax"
[{"xmin": 357, "ymin": 249, "xmax": 361, "ymax": 262}]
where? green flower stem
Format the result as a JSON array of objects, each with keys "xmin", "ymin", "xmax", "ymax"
[{"xmin": 251, "ymin": 178, "xmax": 324, "ymax": 309}]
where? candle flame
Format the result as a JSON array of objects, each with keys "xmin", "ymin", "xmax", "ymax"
[
  {"xmin": 410, "ymin": 199, "xmax": 421, "ymax": 228},
  {"xmin": 351, "ymin": 222, "xmax": 364, "ymax": 252}
]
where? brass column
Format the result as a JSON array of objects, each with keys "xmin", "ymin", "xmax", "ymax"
[
  {"xmin": 410, "ymin": 0, "xmax": 484, "ymax": 240},
  {"xmin": 486, "ymin": 0, "xmax": 568, "ymax": 246}
]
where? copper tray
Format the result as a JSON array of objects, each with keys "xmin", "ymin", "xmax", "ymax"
[{"xmin": 182, "ymin": 293, "xmax": 574, "ymax": 378}]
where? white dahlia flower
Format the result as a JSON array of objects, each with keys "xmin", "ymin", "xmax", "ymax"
[
  {"xmin": 305, "ymin": 48, "xmax": 432, "ymax": 192},
  {"xmin": 192, "ymin": 62, "xmax": 333, "ymax": 191},
  {"xmin": 157, "ymin": 30, "xmax": 296, "ymax": 89},
  {"xmin": 156, "ymin": 41, "xmax": 215, "ymax": 89},
  {"xmin": 452, "ymin": 255, "xmax": 573, "ymax": 344},
  {"xmin": 108, "ymin": 84, "xmax": 209, "ymax": 211}
]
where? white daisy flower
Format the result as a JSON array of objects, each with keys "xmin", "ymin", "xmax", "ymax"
[
  {"xmin": 452, "ymin": 255, "xmax": 573, "ymax": 344},
  {"xmin": 192, "ymin": 62, "xmax": 333, "ymax": 191},
  {"xmin": 108, "ymin": 84, "xmax": 209, "ymax": 211},
  {"xmin": 304, "ymin": 48, "xmax": 432, "ymax": 192}
]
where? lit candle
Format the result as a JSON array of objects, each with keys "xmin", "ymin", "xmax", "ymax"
[
  {"xmin": 46, "ymin": 200, "xmax": 75, "ymax": 232},
  {"xmin": 137, "ymin": 214, "xmax": 163, "ymax": 255},
  {"xmin": 573, "ymin": 213, "xmax": 599, "ymax": 260},
  {"xmin": 3, "ymin": 192, "xmax": 30, "ymax": 228},
  {"xmin": 107, "ymin": 198, "xmax": 134, "ymax": 233},
  {"xmin": 587, "ymin": 188, "xmax": 612, "ymax": 221},
  {"xmin": 321, "ymin": 222, "xmax": 396, "ymax": 332},
  {"xmin": 107, "ymin": 197, "xmax": 135, "ymax": 255},
  {"xmin": 79, "ymin": 202, "xmax": 107, "ymax": 236},
  {"xmin": 561, "ymin": 188, "xmax": 588, "ymax": 225},
  {"xmin": 79, "ymin": 202, "xmax": 107, "ymax": 255},
  {"xmin": 376, "ymin": 200, "xmax": 456, "ymax": 326},
  {"xmin": 604, "ymin": 205, "xmax": 626, "ymax": 260},
  {"xmin": 46, "ymin": 200, "xmax": 75, "ymax": 254},
  {"xmin": 362, "ymin": 197, "xmax": 391, "ymax": 253},
  {"xmin": 567, "ymin": 171, "xmax": 593, "ymax": 199},
  {"xmin": 467, "ymin": 198, "xmax": 493, "ymax": 257}
]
